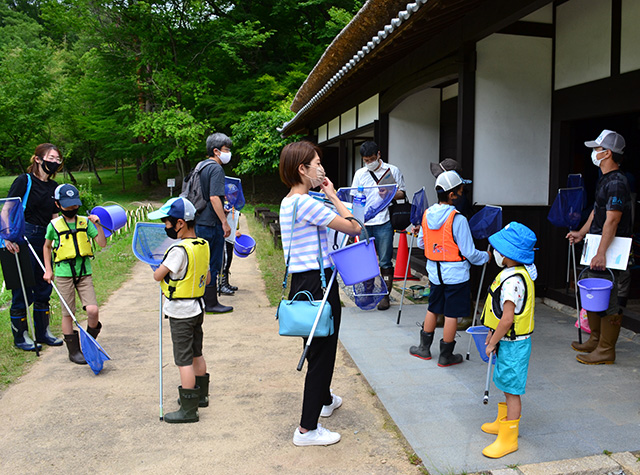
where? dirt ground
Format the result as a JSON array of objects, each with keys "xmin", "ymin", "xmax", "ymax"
[{"xmin": 0, "ymin": 217, "xmax": 421, "ymax": 474}]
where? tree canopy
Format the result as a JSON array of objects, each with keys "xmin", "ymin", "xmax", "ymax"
[{"xmin": 0, "ymin": 0, "xmax": 362, "ymax": 187}]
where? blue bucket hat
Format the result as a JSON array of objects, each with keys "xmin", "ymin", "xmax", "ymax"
[
  {"xmin": 488, "ymin": 222, "xmax": 537, "ymax": 265},
  {"xmin": 148, "ymin": 197, "xmax": 196, "ymax": 222}
]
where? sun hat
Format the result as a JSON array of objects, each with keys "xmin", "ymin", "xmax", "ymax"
[
  {"xmin": 488, "ymin": 222, "xmax": 537, "ymax": 265},
  {"xmin": 148, "ymin": 197, "xmax": 196, "ymax": 222},
  {"xmin": 584, "ymin": 130, "xmax": 626, "ymax": 154},
  {"xmin": 435, "ymin": 170, "xmax": 470, "ymax": 192},
  {"xmin": 54, "ymin": 184, "xmax": 82, "ymax": 208},
  {"xmin": 430, "ymin": 158, "xmax": 471, "ymax": 184}
]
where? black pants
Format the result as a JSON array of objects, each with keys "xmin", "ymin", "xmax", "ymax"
[
  {"xmin": 290, "ymin": 267, "xmax": 341, "ymax": 431},
  {"xmin": 223, "ymin": 241, "xmax": 234, "ymax": 274}
]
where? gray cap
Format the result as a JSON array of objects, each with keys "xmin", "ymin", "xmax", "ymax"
[
  {"xmin": 435, "ymin": 170, "xmax": 467, "ymax": 192},
  {"xmin": 584, "ymin": 129, "xmax": 625, "ymax": 154},
  {"xmin": 430, "ymin": 158, "xmax": 472, "ymax": 184}
]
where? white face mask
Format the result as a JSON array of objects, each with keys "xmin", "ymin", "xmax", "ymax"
[
  {"xmin": 591, "ymin": 149, "xmax": 605, "ymax": 167},
  {"xmin": 304, "ymin": 165, "xmax": 325, "ymax": 188},
  {"xmin": 493, "ymin": 249, "xmax": 506, "ymax": 268},
  {"xmin": 219, "ymin": 151, "xmax": 232, "ymax": 164},
  {"xmin": 365, "ymin": 159, "xmax": 379, "ymax": 172}
]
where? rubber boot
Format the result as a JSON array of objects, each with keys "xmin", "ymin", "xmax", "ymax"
[
  {"xmin": 437, "ymin": 339, "xmax": 463, "ymax": 367},
  {"xmin": 482, "ymin": 417, "xmax": 520, "ymax": 458},
  {"xmin": 33, "ymin": 303, "xmax": 63, "ymax": 346},
  {"xmin": 204, "ymin": 286, "xmax": 233, "ymax": 314},
  {"xmin": 571, "ymin": 311, "xmax": 600, "ymax": 352},
  {"xmin": 178, "ymin": 373, "xmax": 210, "ymax": 407},
  {"xmin": 576, "ymin": 314, "xmax": 622, "ymax": 365},
  {"xmin": 10, "ymin": 314, "xmax": 42, "ymax": 352},
  {"xmin": 377, "ymin": 268, "xmax": 394, "ymax": 311},
  {"xmin": 225, "ymin": 271, "xmax": 238, "ymax": 291},
  {"xmin": 218, "ymin": 274, "xmax": 235, "ymax": 296},
  {"xmin": 409, "ymin": 330, "xmax": 434, "ymax": 360},
  {"xmin": 481, "ymin": 402, "xmax": 508, "ymax": 434},
  {"xmin": 165, "ymin": 386, "xmax": 200, "ymax": 423},
  {"xmin": 87, "ymin": 321, "xmax": 102, "ymax": 340},
  {"xmin": 63, "ymin": 331, "xmax": 87, "ymax": 365}
]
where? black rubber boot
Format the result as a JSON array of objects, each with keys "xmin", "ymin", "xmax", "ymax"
[
  {"xmin": 11, "ymin": 314, "xmax": 42, "ymax": 351},
  {"xmin": 218, "ymin": 274, "xmax": 235, "ymax": 296},
  {"xmin": 204, "ymin": 286, "xmax": 233, "ymax": 314},
  {"xmin": 64, "ymin": 331, "xmax": 87, "ymax": 365},
  {"xmin": 87, "ymin": 321, "xmax": 102, "ymax": 340},
  {"xmin": 178, "ymin": 373, "xmax": 210, "ymax": 407},
  {"xmin": 437, "ymin": 339, "xmax": 463, "ymax": 367},
  {"xmin": 409, "ymin": 330, "xmax": 434, "ymax": 360},
  {"xmin": 165, "ymin": 386, "xmax": 200, "ymax": 423},
  {"xmin": 225, "ymin": 271, "xmax": 238, "ymax": 292},
  {"xmin": 33, "ymin": 303, "xmax": 63, "ymax": 346},
  {"xmin": 377, "ymin": 268, "xmax": 394, "ymax": 311}
]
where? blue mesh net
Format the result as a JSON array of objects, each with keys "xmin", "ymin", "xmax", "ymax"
[
  {"xmin": 566, "ymin": 174, "xmax": 587, "ymax": 210},
  {"xmin": 336, "ymin": 185, "xmax": 397, "ymax": 222},
  {"xmin": 132, "ymin": 223, "xmax": 178, "ymax": 270},
  {"xmin": 352, "ymin": 275, "xmax": 387, "ymax": 310},
  {"xmin": 469, "ymin": 205, "xmax": 503, "ymax": 240},
  {"xmin": 225, "ymin": 177, "xmax": 245, "ymax": 211},
  {"xmin": 548, "ymin": 187, "xmax": 584, "ymax": 230},
  {"xmin": 79, "ymin": 325, "xmax": 111, "ymax": 375},
  {"xmin": 410, "ymin": 188, "xmax": 427, "ymax": 226},
  {"xmin": 0, "ymin": 197, "xmax": 25, "ymax": 244}
]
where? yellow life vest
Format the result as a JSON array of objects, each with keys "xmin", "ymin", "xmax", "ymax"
[
  {"xmin": 160, "ymin": 238, "xmax": 210, "ymax": 300},
  {"xmin": 481, "ymin": 266, "xmax": 535, "ymax": 339},
  {"xmin": 52, "ymin": 216, "xmax": 94, "ymax": 262}
]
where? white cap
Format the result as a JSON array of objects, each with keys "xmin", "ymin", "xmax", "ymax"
[{"xmin": 435, "ymin": 170, "xmax": 465, "ymax": 192}]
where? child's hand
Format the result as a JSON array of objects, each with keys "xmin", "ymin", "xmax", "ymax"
[
  {"xmin": 43, "ymin": 270, "xmax": 54, "ymax": 284},
  {"xmin": 88, "ymin": 214, "xmax": 101, "ymax": 225},
  {"xmin": 486, "ymin": 342, "xmax": 496, "ymax": 358},
  {"xmin": 235, "ymin": 230, "xmax": 241, "ymax": 238}
]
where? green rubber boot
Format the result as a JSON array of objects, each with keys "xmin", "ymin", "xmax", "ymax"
[{"xmin": 165, "ymin": 386, "xmax": 200, "ymax": 424}]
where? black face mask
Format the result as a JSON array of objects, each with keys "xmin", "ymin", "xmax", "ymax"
[
  {"xmin": 60, "ymin": 208, "xmax": 78, "ymax": 219},
  {"xmin": 165, "ymin": 226, "xmax": 179, "ymax": 240},
  {"xmin": 43, "ymin": 160, "xmax": 60, "ymax": 175}
]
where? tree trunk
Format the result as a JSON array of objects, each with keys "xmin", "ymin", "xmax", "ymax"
[
  {"xmin": 121, "ymin": 157, "xmax": 125, "ymax": 191},
  {"xmin": 114, "ymin": 159, "xmax": 119, "ymax": 174},
  {"xmin": 66, "ymin": 168, "xmax": 78, "ymax": 185},
  {"xmin": 87, "ymin": 150, "xmax": 102, "ymax": 184}
]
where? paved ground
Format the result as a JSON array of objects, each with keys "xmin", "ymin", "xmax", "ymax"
[{"xmin": 340, "ymin": 290, "xmax": 640, "ymax": 474}]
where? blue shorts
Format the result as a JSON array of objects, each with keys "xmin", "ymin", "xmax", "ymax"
[
  {"xmin": 427, "ymin": 280, "xmax": 471, "ymax": 318},
  {"xmin": 493, "ymin": 338, "xmax": 532, "ymax": 396}
]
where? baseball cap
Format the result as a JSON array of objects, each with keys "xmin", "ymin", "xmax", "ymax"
[
  {"xmin": 584, "ymin": 130, "xmax": 626, "ymax": 154},
  {"xmin": 54, "ymin": 184, "xmax": 82, "ymax": 208},
  {"xmin": 435, "ymin": 170, "xmax": 468, "ymax": 192},
  {"xmin": 148, "ymin": 197, "xmax": 196, "ymax": 221},
  {"xmin": 430, "ymin": 158, "xmax": 472, "ymax": 184}
]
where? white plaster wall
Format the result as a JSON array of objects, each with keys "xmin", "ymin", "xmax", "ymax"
[
  {"xmin": 621, "ymin": 0, "xmax": 640, "ymax": 74},
  {"xmin": 522, "ymin": 3, "xmax": 553, "ymax": 23},
  {"xmin": 341, "ymin": 107, "xmax": 357, "ymax": 133},
  {"xmin": 317, "ymin": 124, "xmax": 327, "ymax": 144},
  {"xmin": 555, "ymin": 0, "xmax": 612, "ymax": 90},
  {"xmin": 388, "ymin": 88, "xmax": 441, "ymax": 208},
  {"xmin": 358, "ymin": 94, "xmax": 379, "ymax": 127},
  {"xmin": 328, "ymin": 117, "xmax": 340, "ymax": 140},
  {"xmin": 474, "ymin": 34, "xmax": 552, "ymax": 206}
]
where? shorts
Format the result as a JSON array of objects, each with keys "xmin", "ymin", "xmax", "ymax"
[
  {"xmin": 169, "ymin": 313, "xmax": 204, "ymax": 367},
  {"xmin": 427, "ymin": 280, "xmax": 471, "ymax": 318},
  {"xmin": 56, "ymin": 276, "xmax": 98, "ymax": 318},
  {"xmin": 493, "ymin": 338, "xmax": 532, "ymax": 396}
]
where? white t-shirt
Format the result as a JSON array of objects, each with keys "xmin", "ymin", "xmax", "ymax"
[
  {"xmin": 350, "ymin": 162, "xmax": 406, "ymax": 226},
  {"xmin": 280, "ymin": 194, "xmax": 336, "ymax": 273},
  {"xmin": 500, "ymin": 274, "xmax": 526, "ymax": 314},
  {"xmin": 162, "ymin": 245, "xmax": 204, "ymax": 319}
]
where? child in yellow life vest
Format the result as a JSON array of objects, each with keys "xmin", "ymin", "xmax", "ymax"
[
  {"xmin": 150, "ymin": 197, "xmax": 211, "ymax": 424},
  {"xmin": 480, "ymin": 222, "xmax": 537, "ymax": 459},
  {"xmin": 43, "ymin": 184, "xmax": 106, "ymax": 365}
]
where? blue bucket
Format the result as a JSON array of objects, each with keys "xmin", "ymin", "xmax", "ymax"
[
  {"xmin": 328, "ymin": 237, "xmax": 379, "ymax": 286},
  {"xmin": 577, "ymin": 278, "xmax": 613, "ymax": 312},
  {"xmin": 91, "ymin": 205, "xmax": 127, "ymax": 237},
  {"xmin": 234, "ymin": 234, "xmax": 256, "ymax": 258},
  {"xmin": 466, "ymin": 326, "xmax": 495, "ymax": 363}
]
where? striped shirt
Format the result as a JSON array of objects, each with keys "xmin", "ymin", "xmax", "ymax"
[{"xmin": 280, "ymin": 194, "xmax": 336, "ymax": 273}]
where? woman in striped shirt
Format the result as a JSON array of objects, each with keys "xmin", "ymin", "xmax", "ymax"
[{"xmin": 279, "ymin": 141, "xmax": 361, "ymax": 447}]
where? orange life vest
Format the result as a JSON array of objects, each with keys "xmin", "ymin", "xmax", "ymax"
[{"xmin": 423, "ymin": 208, "xmax": 465, "ymax": 262}]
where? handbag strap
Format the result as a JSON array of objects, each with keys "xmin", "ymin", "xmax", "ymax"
[
  {"xmin": 23, "ymin": 174, "xmax": 32, "ymax": 211},
  {"xmin": 281, "ymin": 197, "xmax": 327, "ymax": 299}
]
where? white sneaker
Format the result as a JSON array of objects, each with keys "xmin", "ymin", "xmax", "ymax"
[
  {"xmin": 292, "ymin": 424, "xmax": 341, "ymax": 446},
  {"xmin": 320, "ymin": 394, "xmax": 342, "ymax": 417}
]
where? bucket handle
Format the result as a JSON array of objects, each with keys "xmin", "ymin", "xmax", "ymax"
[
  {"xmin": 578, "ymin": 267, "xmax": 615, "ymax": 285},
  {"xmin": 332, "ymin": 217, "xmax": 369, "ymax": 250}
]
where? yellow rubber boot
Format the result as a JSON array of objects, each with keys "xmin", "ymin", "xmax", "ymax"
[
  {"xmin": 482, "ymin": 417, "xmax": 520, "ymax": 458},
  {"xmin": 481, "ymin": 402, "xmax": 507, "ymax": 434}
]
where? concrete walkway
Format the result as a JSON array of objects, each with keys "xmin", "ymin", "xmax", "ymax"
[{"xmin": 340, "ymin": 298, "xmax": 640, "ymax": 474}]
